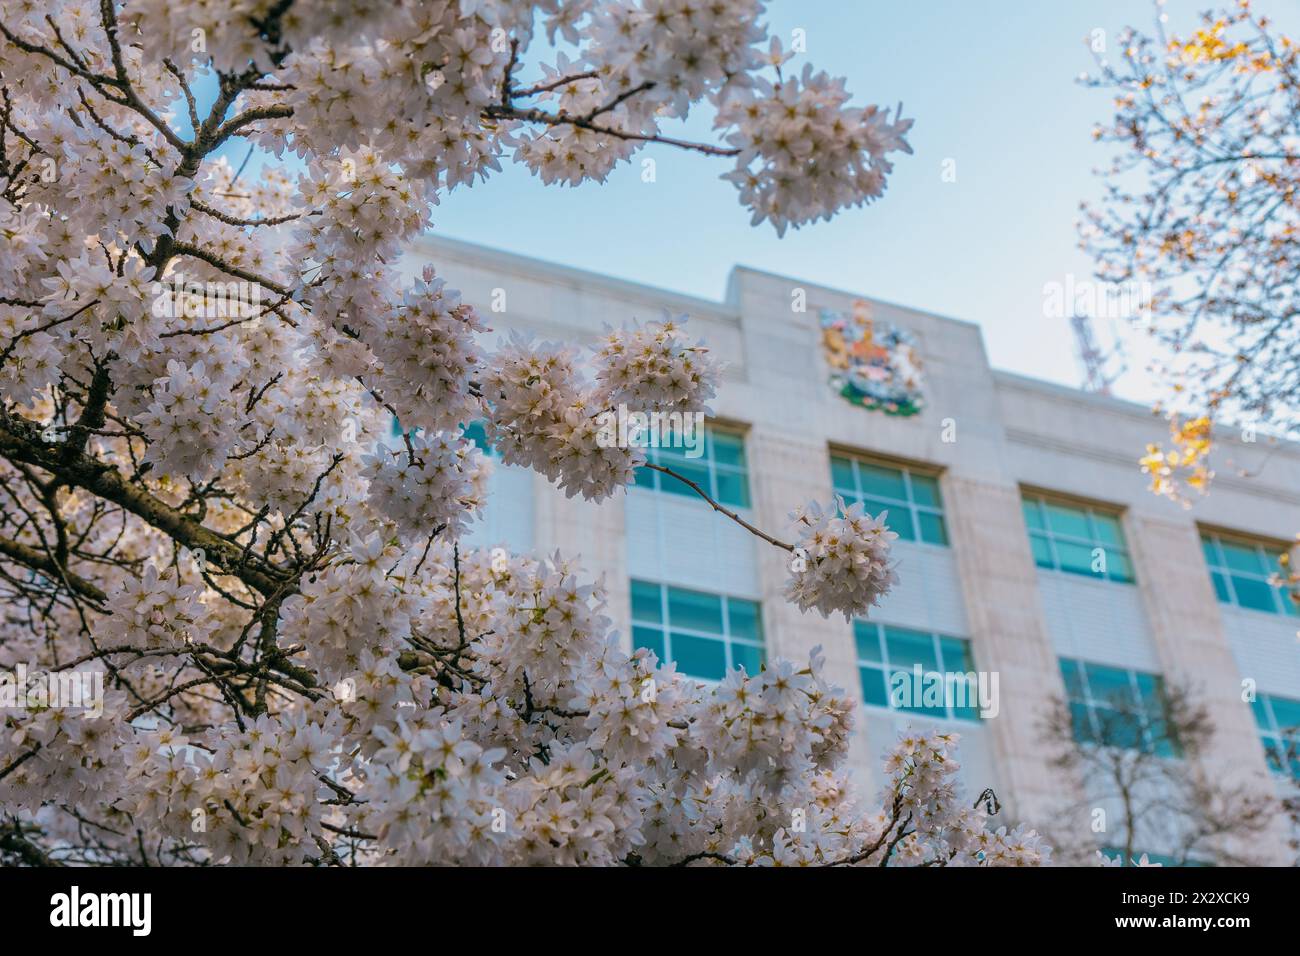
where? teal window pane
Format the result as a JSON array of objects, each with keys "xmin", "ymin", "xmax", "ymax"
[
  {"xmin": 853, "ymin": 622, "xmax": 882, "ymax": 662},
  {"xmin": 1210, "ymin": 571, "xmax": 1231, "ymax": 603},
  {"xmin": 909, "ymin": 474, "xmax": 942, "ymax": 508},
  {"xmin": 727, "ymin": 599, "xmax": 763, "ymax": 642},
  {"xmin": 1091, "ymin": 513, "xmax": 1125, "ymax": 548},
  {"xmin": 1152, "ymin": 729, "xmax": 1179, "ymax": 759},
  {"xmin": 1055, "ymin": 540, "xmax": 1098, "ymax": 577},
  {"xmin": 917, "ymin": 511, "xmax": 948, "ymax": 546},
  {"xmin": 1263, "ymin": 738, "xmax": 1285, "ymax": 774},
  {"xmin": 1029, "ymin": 533, "xmax": 1054, "ymax": 568},
  {"xmin": 634, "ymin": 467, "xmax": 657, "ymax": 491},
  {"xmin": 1084, "ymin": 664, "xmax": 1133, "ymax": 708},
  {"xmin": 870, "ymin": 501, "xmax": 914, "ymax": 540},
  {"xmin": 714, "ymin": 470, "xmax": 750, "ymax": 509},
  {"xmin": 1249, "ymin": 696, "xmax": 1270, "ymax": 727},
  {"xmin": 1044, "ymin": 502, "xmax": 1091, "ymax": 539},
  {"xmin": 1022, "ymin": 499, "xmax": 1044, "ymax": 532},
  {"xmin": 830, "ymin": 456, "xmax": 856, "ymax": 495},
  {"xmin": 1200, "ymin": 536, "xmax": 1218, "ymax": 567},
  {"xmin": 1107, "ymin": 551, "xmax": 1135, "ymax": 583},
  {"xmin": 860, "ymin": 667, "xmax": 889, "ymax": 707},
  {"xmin": 889, "ymin": 669, "xmax": 935, "ymax": 714},
  {"xmin": 1133, "ymin": 673, "xmax": 1165, "ymax": 721},
  {"xmin": 711, "ymin": 432, "xmax": 746, "ymax": 467},
  {"xmin": 857, "ymin": 463, "xmax": 908, "ymax": 502},
  {"xmin": 630, "ymin": 580, "xmax": 662, "ymax": 623},
  {"xmin": 1231, "ymin": 575, "xmax": 1278, "ymax": 613},
  {"xmin": 667, "ymin": 587, "xmax": 723, "ymax": 634},
  {"xmin": 732, "ymin": 642, "xmax": 764, "ymax": 676},
  {"xmin": 1221, "ymin": 542, "xmax": 1265, "ymax": 575},
  {"xmin": 632, "ymin": 625, "xmax": 665, "ymax": 660},
  {"xmin": 662, "ymin": 462, "xmax": 710, "ymax": 498},
  {"xmin": 1102, "ymin": 850, "xmax": 1195, "ymax": 867},
  {"xmin": 1268, "ymin": 697, "xmax": 1300, "ymax": 732},
  {"xmin": 653, "ymin": 443, "xmax": 692, "ymax": 467},
  {"xmin": 671, "ymin": 633, "xmax": 727, "ymax": 681},
  {"xmin": 939, "ymin": 637, "xmax": 972, "ymax": 673},
  {"xmin": 462, "ymin": 419, "xmax": 490, "ymax": 451},
  {"xmin": 1069, "ymin": 701, "xmax": 1096, "ymax": 743},
  {"xmin": 1131, "ymin": 670, "xmax": 1158, "ymax": 700},
  {"xmin": 1059, "ymin": 658, "xmax": 1084, "ymax": 699},
  {"xmin": 1282, "ymin": 591, "xmax": 1300, "ymax": 617},
  {"xmin": 883, "ymin": 627, "xmax": 938, "ymax": 671},
  {"xmin": 1094, "ymin": 706, "xmax": 1143, "ymax": 750}
]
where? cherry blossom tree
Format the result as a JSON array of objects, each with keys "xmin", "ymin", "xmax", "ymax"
[
  {"xmin": 1080, "ymin": 4, "xmax": 1297, "ymax": 488},
  {"xmin": 0, "ymin": 0, "xmax": 1049, "ymax": 866},
  {"xmin": 1080, "ymin": 0, "xmax": 1300, "ymax": 607},
  {"xmin": 1043, "ymin": 681, "xmax": 1278, "ymax": 866}
]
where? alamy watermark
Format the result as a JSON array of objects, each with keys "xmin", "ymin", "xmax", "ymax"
[
  {"xmin": 0, "ymin": 663, "xmax": 104, "ymax": 718},
  {"xmin": 50, "ymin": 886, "xmax": 151, "ymax": 936},
  {"xmin": 1042, "ymin": 274, "xmax": 1152, "ymax": 321},
  {"xmin": 594, "ymin": 404, "xmax": 704, "ymax": 459},
  {"xmin": 151, "ymin": 273, "xmax": 263, "ymax": 320},
  {"xmin": 889, "ymin": 665, "xmax": 1000, "ymax": 719}
]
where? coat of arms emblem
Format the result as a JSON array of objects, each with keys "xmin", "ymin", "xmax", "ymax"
[{"xmin": 819, "ymin": 300, "xmax": 924, "ymax": 416}]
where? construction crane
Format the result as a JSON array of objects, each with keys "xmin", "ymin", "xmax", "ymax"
[{"xmin": 1070, "ymin": 311, "xmax": 1125, "ymax": 395}]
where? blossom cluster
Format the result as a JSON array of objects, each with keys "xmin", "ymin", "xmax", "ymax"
[
  {"xmin": 482, "ymin": 333, "xmax": 644, "ymax": 500},
  {"xmin": 100, "ymin": 563, "xmax": 217, "ymax": 652},
  {"xmin": 279, "ymin": 535, "xmax": 428, "ymax": 683},
  {"xmin": 361, "ymin": 431, "xmax": 491, "ymax": 544},
  {"xmin": 1, "ymin": 545, "xmax": 1052, "ymax": 867},
  {"xmin": 591, "ymin": 316, "xmax": 721, "ymax": 416},
  {"xmin": 716, "ymin": 57, "xmax": 914, "ymax": 236},
  {"xmin": 0, "ymin": 0, "xmax": 1007, "ymax": 870},
  {"xmin": 783, "ymin": 498, "xmax": 900, "ymax": 619}
]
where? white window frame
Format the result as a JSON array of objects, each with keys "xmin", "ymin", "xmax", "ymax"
[
  {"xmin": 1201, "ymin": 531, "xmax": 1296, "ymax": 617},
  {"xmin": 630, "ymin": 580, "xmax": 765, "ymax": 680},
  {"xmin": 853, "ymin": 621, "xmax": 978, "ymax": 722},
  {"xmin": 831, "ymin": 454, "xmax": 947, "ymax": 547},
  {"xmin": 1023, "ymin": 494, "xmax": 1134, "ymax": 583}
]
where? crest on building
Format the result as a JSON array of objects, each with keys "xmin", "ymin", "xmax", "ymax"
[{"xmin": 819, "ymin": 300, "xmax": 924, "ymax": 416}]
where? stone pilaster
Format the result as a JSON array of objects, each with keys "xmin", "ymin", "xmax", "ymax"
[
  {"xmin": 1126, "ymin": 513, "xmax": 1291, "ymax": 865},
  {"xmin": 942, "ymin": 475, "xmax": 1084, "ymax": 827},
  {"xmin": 541, "ymin": 476, "xmax": 631, "ymax": 640},
  {"xmin": 743, "ymin": 426, "xmax": 882, "ymax": 784}
]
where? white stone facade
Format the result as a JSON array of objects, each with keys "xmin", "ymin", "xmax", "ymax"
[{"xmin": 407, "ymin": 235, "xmax": 1300, "ymax": 865}]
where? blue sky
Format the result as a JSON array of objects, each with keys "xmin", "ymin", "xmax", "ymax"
[
  {"xmin": 422, "ymin": 0, "xmax": 1284, "ymax": 400},
  {"xmin": 210, "ymin": 1, "xmax": 1300, "ymax": 400}
]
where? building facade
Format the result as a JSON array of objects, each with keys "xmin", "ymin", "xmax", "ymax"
[{"xmin": 406, "ymin": 235, "xmax": 1300, "ymax": 865}]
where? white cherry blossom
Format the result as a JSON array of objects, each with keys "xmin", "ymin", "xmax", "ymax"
[{"xmin": 0, "ymin": 0, "xmax": 1058, "ymax": 871}]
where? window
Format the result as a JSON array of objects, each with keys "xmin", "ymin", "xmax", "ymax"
[
  {"xmin": 461, "ymin": 419, "xmax": 496, "ymax": 458},
  {"xmin": 633, "ymin": 428, "xmax": 750, "ymax": 509},
  {"xmin": 630, "ymin": 580, "xmax": 764, "ymax": 681},
  {"xmin": 1059, "ymin": 658, "xmax": 1176, "ymax": 756},
  {"xmin": 1022, "ymin": 494, "xmax": 1134, "ymax": 583},
  {"xmin": 391, "ymin": 418, "xmax": 499, "ymax": 458},
  {"xmin": 1251, "ymin": 693, "xmax": 1300, "ymax": 781},
  {"xmin": 830, "ymin": 455, "xmax": 947, "ymax": 545},
  {"xmin": 1201, "ymin": 533, "xmax": 1298, "ymax": 617},
  {"xmin": 454, "ymin": 419, "xmax": 536, "ymax": 552},
  {"xmin": 1099, "ymin": 848, "xmax": 1207, "ymax": 867},
  {"xmin": 853, "ymin": 621, "xmax": 980, "ymax": 721}
]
